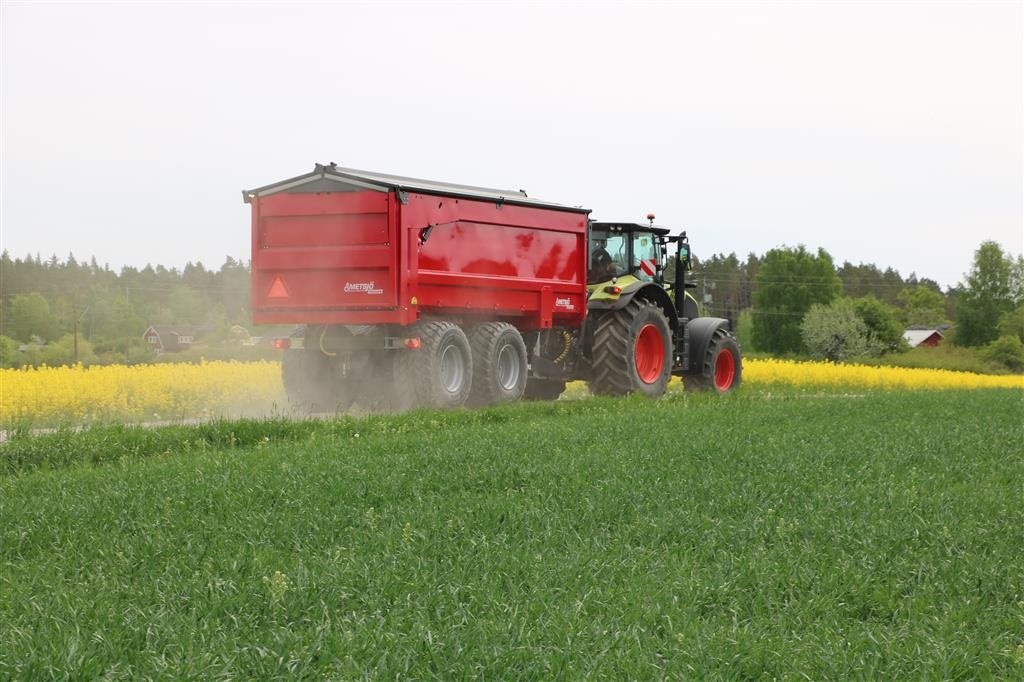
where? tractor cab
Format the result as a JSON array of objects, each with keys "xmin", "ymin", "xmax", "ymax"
[{"xmin": 587, "ymin": 220, "xmax": 674, "ymax": 286}]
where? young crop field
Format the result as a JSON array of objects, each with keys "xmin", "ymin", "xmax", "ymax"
[{"xmin": 2, "ymin": 387, "xmax": 1022, "ymax": 679}]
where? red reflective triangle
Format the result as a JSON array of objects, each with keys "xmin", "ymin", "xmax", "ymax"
[{"xmin": 267, "ymin": 276, "xmax": 289, "ymax": 299}]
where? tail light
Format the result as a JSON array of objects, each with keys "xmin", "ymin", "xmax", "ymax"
[
  {"xmin": 273, "ymin": 338, "xmax": 291, "ymax": 350},
  {"xmin": 404, "ymin": 338, "xmax": 422, "ymax": 350},
  {"xmin": 604, "ymin": 285, "xmax": 622, "ymax": 295}
]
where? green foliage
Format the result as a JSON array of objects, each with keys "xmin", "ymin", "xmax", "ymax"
[
  {"xmin": 851, "ymin": 343, "xmax": 1007, "ymax": 375},
  {"xmin": 752, "ymin": 246, "xmax": 842, "ymax": 354},
  {"xmin": 0, "ymin": 336, "xmax": 20, "ymax": 367},
  {"xmin": 898, "ymin": 284, "xmax": 947, "ymax": 327},
  {"xmin": 997, "ymin": 304, "xmax": 1024, "ymax": 342},
  {"xmin": 0, "ymin": 253, "xmax": 253, "ymax": 367},
  {"xmin": 689, "ymin": 252, "xmax": 762, "ymax": 328},
  {"xmin": 801, "ymin": 298, "xmax": 879, "ymax": 361},
  {"xmin": 38, "ymin": 334, "xmax": 98, "ymax": 367},
  {"xmin": 2, "ymin": 391, "xmax": 1023, "ymax": 678},
  {"xmin": 956, "ymin": 241, "xmax": 1021, "ymax": 346},
  {"xmin": 735, "ymin": 308, "xmax": 755, "ymax": 352},
  {"xmin": 851, "ymin": 295, "xmax": 907, "ymax": 353},
  {"xmin": 979, "ymin": 335, "xmax": 1024, "ymax": 372},
  {"xmin": 6, "ymin": 293, "xmax": 57, "ymax": 342},
  {"xmin": 837, "ymin": 261, "xmax": 907, "ymax": 304}
]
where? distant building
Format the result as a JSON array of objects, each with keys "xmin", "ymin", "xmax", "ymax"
[
  {"xmin": 903, "ymin": 328, "xmax": 945, "ymax": 348},
  {"xmin": 143, "ymin": 325, "xmax": 211, "ymax": 354}
]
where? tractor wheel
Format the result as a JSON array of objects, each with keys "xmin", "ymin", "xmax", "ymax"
[
  {"xmin": 281, "ymin": 348, "xmax": 354, "ymax": 413},
  {"xmin": 685, "ymin": 328, "xmax": 742, "ymax": 393},
  {"xmin": 398, "ymin": 321, "xmax": 473, "ymax": 409},
  {"xmin": 589, "ymin": 298, "xmax": 672, "ymax": 397},
  {"xmin": 466, "ymin": 322, "xmax": 528, "ymax": 407},
  {"xmin": 522, "ymin": 378, "xmax": 567, "ymax": 401}
]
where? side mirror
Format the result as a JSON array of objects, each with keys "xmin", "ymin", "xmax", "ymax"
[{"xmin": 678, "ymin": 243, "xmax": 691, "ymax": 270}]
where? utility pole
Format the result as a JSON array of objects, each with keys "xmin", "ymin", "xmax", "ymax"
[
  {"xmin": 125, "ymin": 287, "xmax": 131, "ymax": 364},
  {"xmin": 73, "ymin": 305, "xmax": 89, "ymax": 364}
]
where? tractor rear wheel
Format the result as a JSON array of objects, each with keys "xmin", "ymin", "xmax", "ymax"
[
  {"xmin": 589, "ymin": 298, "xmax": 672, "ymax": 397},
  {"xmin": 467, "ymin": 322, "xmax": 528, "ymax": 407},
  {"xmin": 282, "ymin": 348, "xmax": 354, "ymax": 413},
  {"xmin": 685, "ymin": 328, "xmax": 742, "ymax": 393},
  {"xmin": 522, "ymin": 378, "xmax": 566, "ymax": 401},
  {"xmin": 398, "ymin": 321, "xmax": 473, "ymax": 409}
]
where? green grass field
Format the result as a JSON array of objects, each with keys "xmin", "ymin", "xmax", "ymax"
[{"xmin": 2, "ymin": 389, "xmax": 1023, "ymax": 679}]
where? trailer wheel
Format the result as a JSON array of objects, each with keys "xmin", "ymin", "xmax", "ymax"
[
  {"xmin": 589, "ymin": 298, "xmax": 672, "ymax": 397},
  {"xmin": 522, "ymin": 379, "xmax": 566, "ymax": 401},
  {"xmin": 466, "ymin": 322, "xmax": 528, "ymax": 406},
  {"xmin": 685, "ymin": 328, "xmax": 742, "ymax": 393},
  {"xmin": 282, "ymin": 348, "xmax": 354, "ymax": 413},
  {"xmin": 399, "ymin": 321, "xmax": 473, "ymax": 409}
]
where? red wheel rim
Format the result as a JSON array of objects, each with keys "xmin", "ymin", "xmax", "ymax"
[
  {"xmin": 714, "ymin": 349, "xmax": 735, "ymax": 391},
  {"xmin": 635, "ymin": 323, "xmax": 665, "ymax": 384}
]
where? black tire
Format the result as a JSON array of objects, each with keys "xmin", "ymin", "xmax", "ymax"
[
  {"xmin": 589, "ymin": 298, "xmax": 672, "ymax": 397},
  {"xmin": 522, "ymin": 378, "xmax": 566, "ymax": 401},
  {"xmin": 466, "ymin": 322, "xmax": 528, "ymax": 407},
  {"xmin": 397, "ymin": 321, "xmax": 473, "ymax": 409},
  {"xmin": 685, "ymin": 328, "xmax": 742, "ymax": 393},
  {"xmin": 281, "ymin": 348, "xmax": 355, "ymax": 413}
]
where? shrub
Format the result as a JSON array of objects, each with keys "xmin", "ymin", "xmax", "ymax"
[
  {"xmin": 980, "ymin": 335, "xmax": 1024, "ymax": 372},
  {"xmin": 852, "ymin": 296, "xmax": 907, "ymax": 353},
  {"xmin": 997, "ymin": 305, "xmax": 1024, "ymax": 343},
  {"xmin": 735, "ymin": 309, "xmax": 755, "ymax": 352},
  {"xmin": 40, "ymin": 334, "xmax": 98, "ymax": 367},
  {"xmin": 801, "ymin": 299, "xmax": 881, "ymax": 362},
  {"xmin": 0, "ymin": 335, "xmax": 21, "ymax": 368}
]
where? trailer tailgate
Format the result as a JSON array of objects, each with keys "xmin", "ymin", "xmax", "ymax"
[{"xmin": 251, "ymin": 189, "xmax": 399, "ymax": 321}]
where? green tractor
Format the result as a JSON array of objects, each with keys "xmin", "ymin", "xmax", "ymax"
[{"xmin": 525, "ymin": 216, "xmax": 742, "ymax": 399}]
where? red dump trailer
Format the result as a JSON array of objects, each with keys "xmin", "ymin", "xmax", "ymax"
[{"xmin": 244, "ymin": 164, "xmax": 741, "ymax": 411}]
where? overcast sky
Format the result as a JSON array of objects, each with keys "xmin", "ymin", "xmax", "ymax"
[{"xmin": 2, "ymin": 1, "xmax": 1021, "ymax": 289}]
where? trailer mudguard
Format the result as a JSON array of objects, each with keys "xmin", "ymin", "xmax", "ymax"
[
  {"xmin": 684, "ymin": 317, "xmax": 732, "ymax": 375},
  {"xmin": 587, "ymin": 281, "xmax": 679, "ymax": 332}
]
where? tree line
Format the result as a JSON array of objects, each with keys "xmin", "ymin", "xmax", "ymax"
[
  {"xmin": 0, "ymin": 252, "xmax": 250, "ymax": 367},
  {"xmin": 2, "ymin": 241, "xmax": 1022, "ymax": 370},
  {"xmin": 686, "ymin": 241, "xmax": 1023, "ymax": 369}
]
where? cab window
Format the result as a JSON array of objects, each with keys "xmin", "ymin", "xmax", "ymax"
[
  {"xmin": 633, "ymin": 233, "xmax": 658, "ymax": 281},
  {"xmin": 588, "ymin": 231, "xmax": 629, "ymax": 283}
]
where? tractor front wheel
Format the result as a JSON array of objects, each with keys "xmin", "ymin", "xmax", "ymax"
[
  {"xmin": 589, "ymin": 299, "xmax": 672, "ymax": 397},
  {"xmin": 685, "ymin": 328, "xmax": 742, "ymax": 393}
]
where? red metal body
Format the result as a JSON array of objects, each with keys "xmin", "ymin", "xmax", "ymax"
[{"xmin": 249, "ymin": 176, "xmax": 589, "ymax": 331}]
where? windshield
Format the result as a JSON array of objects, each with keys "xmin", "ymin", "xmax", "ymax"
[{"xmin": 588, "ymin": 230, "xmax": 628, "ymax": 283}]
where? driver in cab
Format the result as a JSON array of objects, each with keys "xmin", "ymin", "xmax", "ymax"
[{"xmin": 589, "ymin": 238, "xmax": 617, "ymax": 282}]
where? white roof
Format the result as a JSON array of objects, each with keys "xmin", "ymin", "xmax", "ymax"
[{"xmin": 903, "ymin": 329, "xmax": 944, "ymax": 347}]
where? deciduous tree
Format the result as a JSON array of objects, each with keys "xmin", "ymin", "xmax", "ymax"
[
  {"xmin": 957, "ymin": 241, "xmax": 1021, "ymax": 346},
  {"xmin": 752, "ymin": 246, "xmax": 842, "ymax": 354}
]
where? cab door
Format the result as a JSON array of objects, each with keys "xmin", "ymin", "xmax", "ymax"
[{"xmin": 632, "ymin": 231, "xmax": 660, "ymax": 282}]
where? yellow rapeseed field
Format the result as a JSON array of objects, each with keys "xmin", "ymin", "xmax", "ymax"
[
  {"xmin": 743, "ymin": 358, "xmax": 1024, "ymax": 391},
  {"xmin": 1, "ymin": 358, "xmax": 1020, "ymax": 426},
  {"xmin": 1, "ymin": 361, "xmax": 285, "ymax": 426}
]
